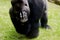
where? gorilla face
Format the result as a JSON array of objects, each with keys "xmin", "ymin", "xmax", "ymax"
[
  {"xmin": 11, "ymin": 0, "xmax": 30, "ymax": 22},
  {"xmin": 20, "ymin": 0, "xmax": 30, "ymax": 22}
]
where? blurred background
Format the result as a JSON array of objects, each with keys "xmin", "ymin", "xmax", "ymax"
[
  {"xmin": 0, "ymin": 0, "xmax": 60, "ymax": 40},
  {"xmin": 48, "ymin": 0, "xmax": 60, "ymax": 5}
]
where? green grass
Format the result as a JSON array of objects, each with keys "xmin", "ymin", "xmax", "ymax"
[{"xmin": 0, "ymin": 0, "xmax": 60, "ymax": 40}]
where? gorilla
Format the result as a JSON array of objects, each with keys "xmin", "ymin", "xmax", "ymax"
[
  {"xmin": 9, "ymin": 0, "xmax": 31, "ymax": 35},
  {"xmin": 9, "ymin": 0, "xmax": 50, "ymax": 39}
]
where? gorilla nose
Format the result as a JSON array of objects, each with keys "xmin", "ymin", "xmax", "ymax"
[{"xmin": 25, "ymin": 4, "xmax": 27, "ymax": 6}]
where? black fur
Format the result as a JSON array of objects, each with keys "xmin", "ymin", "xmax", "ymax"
[
  {"xmin": 9, "ymin": 0, "xmax": 30, "ymax": 35},
  {"xmin": 9, "ymin": 0, "xmax": 50, "ymax": 39}
]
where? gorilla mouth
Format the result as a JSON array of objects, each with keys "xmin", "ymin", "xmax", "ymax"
[{"xmin": 20, "ymin": 11, "xmax": 28, "ymax": 22}]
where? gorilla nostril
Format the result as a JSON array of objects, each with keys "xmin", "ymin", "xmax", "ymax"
[{"xmin": 25, "ymin": 4, "xmax": 27, "ymax": 6}]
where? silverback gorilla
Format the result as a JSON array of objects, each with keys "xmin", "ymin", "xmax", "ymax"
[{"xmin": 9, "ymin": 0, "xmax": 50, "ymax": 38}]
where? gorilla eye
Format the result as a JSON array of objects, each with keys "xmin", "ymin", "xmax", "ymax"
[{"xmin": 25, "ymin": 4, "xmax": 27, "ymax": 6}]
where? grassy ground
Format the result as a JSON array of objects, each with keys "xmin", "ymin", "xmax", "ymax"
[{"xmin": 0, "ymin": 0, "xmax": 60, "ymax": 40}]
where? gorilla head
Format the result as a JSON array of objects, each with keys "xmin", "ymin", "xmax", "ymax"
[{"xmin": 11, "ymin": 0, "xmax": 30, "ymax": 22}]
